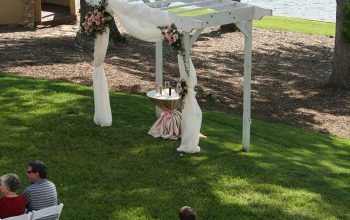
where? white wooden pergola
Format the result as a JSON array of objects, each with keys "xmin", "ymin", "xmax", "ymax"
[{"xmin": 147, "ymin": 0, "xmax": 272, "ymax": 151}]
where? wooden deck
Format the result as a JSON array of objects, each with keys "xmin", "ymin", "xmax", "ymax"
[{"xmin": 41, "ymin": 3, "xmax": 76, "ymax": 25}]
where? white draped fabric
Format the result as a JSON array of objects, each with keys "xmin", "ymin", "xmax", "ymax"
[
  {"xmin": 106, "ymin": 0, "xmax": 172, "ymax": 42},
  {"xmin": 88, "ymin": 0, "xmax": 202, "ymax": 153},
  {"xmin": 93, "ymin": 28, "xmax": 112, "ymax": 126},
  {"xmin": 177, "ymin": 54, "xmax": 201, "ymax": 153}
]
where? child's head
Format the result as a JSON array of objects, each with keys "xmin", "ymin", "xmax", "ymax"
[
  {"xmin": 0, "ymin": 173, "xmax": 21, "ymax": 196},
  {"xmin": 179, "ymin": 206, "xmax": 196, "ymax": 220}
]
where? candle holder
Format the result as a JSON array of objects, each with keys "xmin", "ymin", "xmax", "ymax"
[{"xmin": 164, "ymin": 81, "xmax": 170, "ymax": 96}]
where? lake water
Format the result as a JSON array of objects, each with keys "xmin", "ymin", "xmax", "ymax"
[
  {"xmin": 241, "ymin": 0, "xmax": 336, "ymax": 22},
  {"xmin": 78, "ymin": 0, "xmax": 336, "ymax": 22}
]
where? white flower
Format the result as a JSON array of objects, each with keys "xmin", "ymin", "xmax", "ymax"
[{"xmin": 173, "ymin": 34, "xmax": 179, "ymax": 41}]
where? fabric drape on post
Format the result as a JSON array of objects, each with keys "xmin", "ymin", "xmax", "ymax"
[
  {"xmin": 176, "ymin": 54, "xmax": 201, "ymax": 153},
  {"xmin": 90, "ymin": 0, "xmax": 171, "ymax": 126},
  {"xmin": 93, "ymin": 28, "xmax": 112, "ymax": 126}
]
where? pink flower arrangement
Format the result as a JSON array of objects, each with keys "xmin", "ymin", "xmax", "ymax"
[
  {"xmin": 81, "ymin": 4, "xmax": 113, "ymax": 36},
  {"xmin": 159, "ymin": 24, "xmax": 182, "ymax": 52},
  {"xmin": 164, "ymin": 29, "xmax": 179, "ymax": 44}
]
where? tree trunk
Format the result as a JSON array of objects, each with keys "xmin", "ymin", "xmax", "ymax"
[
  {"xmin": 330, "ymin": 0, "xmax": 350, "ymax": 89},
  {"xmin": 75, "ymin": 0, "xmax": 124, "ymax": 50},
  {"xmin": 109, "ymin": 16, "xmax": 125, "ymax": 44}
]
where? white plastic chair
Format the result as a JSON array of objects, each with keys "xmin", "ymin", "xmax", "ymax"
[
  {"xmin": 30, "ymin": 203, "xmax": 64, "ymax": 220},
  {"xmin": 1, "ymin": 213, "xmax": 32, "ymax": 220}
]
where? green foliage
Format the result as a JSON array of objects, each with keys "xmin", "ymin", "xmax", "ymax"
[
  {"xmin": 342, "ymin": 1, "xmax": 350, "ymax": 42},
  {"xmin": 0, "ymin": 73, "xmax": 349, "ymax": 219},
  {"xmin": 253, "ymin": 16, "xmax": 336, "ymax": 37}
]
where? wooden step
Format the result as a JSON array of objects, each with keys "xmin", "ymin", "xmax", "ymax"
[{"xmin": 41, "ymin": 15, "xmax": 77, "ymax": 26}]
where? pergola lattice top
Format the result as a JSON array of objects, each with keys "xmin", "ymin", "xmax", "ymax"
[{"xmin": 146, "ymin": 0, "xmax": 271, "ymax": 32}]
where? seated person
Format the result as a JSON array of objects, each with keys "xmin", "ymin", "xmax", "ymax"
[
  {"xmin": 0, "ymin": 173, "xmax": 26, "ymax": 218},
  {"xmin": 24, "ymin": 160, "xmax": 57, "ymax": 212},
  {"xmin": 179, "ymin": 206, "xmax": 197, "ymax": 220}
]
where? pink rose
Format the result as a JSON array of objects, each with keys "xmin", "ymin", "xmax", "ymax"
[{"xmin": 165, "ymin": 32, "xmax": 174, "ymax": 43}]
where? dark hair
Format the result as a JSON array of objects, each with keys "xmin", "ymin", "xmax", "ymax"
[
  {"xmin": 1, "ymin": 173, "xmax": 21, "ymax": 192},
  {"xmin": 179, "ymin": 206, "xmax": 196, "ymax": 220},
  {"xmin": 29, "ymin": 160, "xmax": 47, "ymax": 179}
]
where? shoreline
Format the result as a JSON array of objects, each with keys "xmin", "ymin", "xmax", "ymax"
[{"xmin": 241, "ymin": 0, "xmax": 336, "ymax": 22}]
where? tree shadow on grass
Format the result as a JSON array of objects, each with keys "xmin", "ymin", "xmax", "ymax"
[
  {"xmin": 199, "ymin": 111, "xmax": 350, "ymax": 219},
  {"xmin": 0, "ymin": 75, "xmax": 349, "ymax": 219}
]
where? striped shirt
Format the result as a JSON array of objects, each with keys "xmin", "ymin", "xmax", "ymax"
[{"xmin": 23, "ymin": 179, "xmax": 57, "ymax": 212}]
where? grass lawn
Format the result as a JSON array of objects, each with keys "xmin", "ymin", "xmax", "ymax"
[
  {"xmin": 0, "ymin": 73, "xmax": 349, "ymax": 219},
  {"xmin": 253, "ymin": 16, "xmax": 336, "ymax": 37}
]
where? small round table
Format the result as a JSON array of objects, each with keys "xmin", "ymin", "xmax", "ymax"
[{"xmin": 146, "ymin": 89, "xmax": 182, "ymax": 140}]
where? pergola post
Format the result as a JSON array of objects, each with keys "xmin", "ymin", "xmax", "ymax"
[
  {"xmin": 155, "ymin": 40, "xmax": 163, "ymax": 117},
  {"xmin": 242, "ymin": 20, "xmax": 252, "ymax": 152}
]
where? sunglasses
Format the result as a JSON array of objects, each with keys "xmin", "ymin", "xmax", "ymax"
[{"xmin": 27, "ymin": 171, "xmax": 35, "ymax": 174}]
